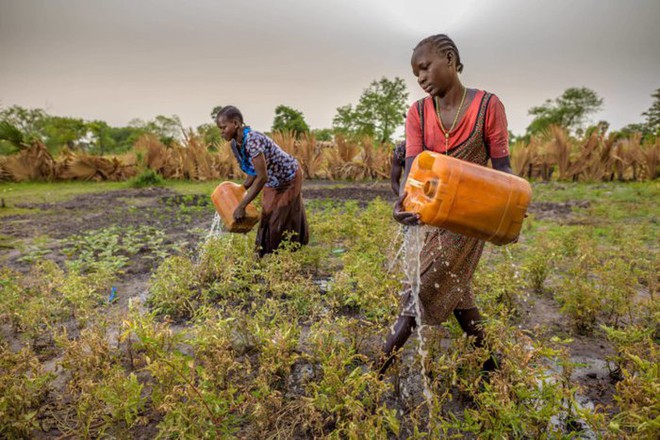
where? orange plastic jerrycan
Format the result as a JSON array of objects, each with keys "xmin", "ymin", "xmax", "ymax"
[
  {"xmin": 210, "ymin": 182, "xmax": 260, "ymax": 233},
  {"xmin": 403, "ymin": 151, "xmax": 532, "ymax": 245}
]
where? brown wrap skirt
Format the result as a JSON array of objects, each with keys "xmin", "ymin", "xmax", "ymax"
[{"xmin": 255, "ymin": 168, "xmax": 309, "ymax": 256}]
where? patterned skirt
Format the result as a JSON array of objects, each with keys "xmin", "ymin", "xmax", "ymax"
[{"xmin": 401, "ymin": 227, "xmax": 485, "ymax": 325}]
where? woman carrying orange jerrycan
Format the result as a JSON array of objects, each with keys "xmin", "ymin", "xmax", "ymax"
[
  {"xmin": 215, "ymin": 106, "xmax": 309, "ymax": 257},
  {"xmin": 379, "ymin": 34, "xmax": 519, "ymax": 376}
]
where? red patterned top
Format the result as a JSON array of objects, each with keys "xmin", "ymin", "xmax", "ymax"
[{"xmin": 405, "ymin": 90, "xmax": 510, "ymax": 159}]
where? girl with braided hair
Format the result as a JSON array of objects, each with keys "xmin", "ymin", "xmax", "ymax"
[
  {"xmin": 216, "ymin": 105, "xmax": 309, "ymax": 257},
  {"xmin": 379, "ymin": 34, "xmax": 514, "ymax": 376}
]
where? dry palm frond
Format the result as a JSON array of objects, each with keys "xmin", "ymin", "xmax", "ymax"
[
  {"xmin": 212, "ymin": 141, "xmax": 240, "ymax": 179},
  {"xmin": 337, "ymin": 162, "xmax": 367, "ymax": 180},
  {"xmin": 135, "ymin": 134, "xmax": 169, "ymax": 171},
  {"xmin": 181, "ymin": 149, "xmax": 198, "ymax": 179},
  {"xmin": 161, "ymin": 146, "xmax": 183, "ymax": 180},
  {"xmin": 133, "ymin": 133, "xmax": 203, "ymax": 180},
  {"xmin": 358, "ymin": 138, "xmax": 389, "ymax": 179},
  {"xmin": 640, "ymin": 138, "xmax": 659, "ymax": 180},
  {"xmin": 3, "ymin": 142, "xmax": 55, "ymax": 181},
  {"xmin": 510, "ymin": 138, "xmax": 542, "ymax": 179},
  {"xmin": 335, "ymin": 135, "xmax": 360, "ymax": 163},
  {"xmin": 547, "ymin": 125, "xmax": 573, "ymax": 180},
  {"xmin": 271, "ymin": 131, "xmax": 296, "ymax": 155},
  {"xmin": 323, "ymin": 147, "xmax": 345, "ymax": 180},
  {"xmin": 509, "ymin": 140, "xmax": 531, "ymax": 177},
  {"xmin": 323, "ymin": 135, "xmax": 362, "ymax": 179},
  {"xmin": 611, "ymin": 135, "xmax": 640, "ymax": 181},
  {"xmin": 33, "ymin": 141, "xmax": 56, "ymax": 180},
  {"xmin": 181, "ymin": 130, "xmax": 217, "ymax": 181},
  {"xmin": 320, "ymin": 137, "xmax": 390, "ymax": 180},
  {"xmin": 56, "ymin": 152, "xmax": 121, "ymax": 181},
  {"xmin": 294, "ymin": 133, "xmax": 325, "ymax": 179},
  {"xmin": 599, "ymin": 133, "xmax": 618, "ymax": 181},
  {"xmin": 568, "ymin": 133, "xmax": 606, "ymax": 181},
  {"xmin": 105, "ymin": 153, "xmax": 138, "ymax": 180},
  {"xmin": 3, "ymin": 155, "xmax": 37, "ymax": 182},
  {"xmin": 0, "ymin": 157, "xmax": 10, "ymax": 182},
  {"xmin": 603, "ymin": 133, "xmax": 626, "ymax": 181}
]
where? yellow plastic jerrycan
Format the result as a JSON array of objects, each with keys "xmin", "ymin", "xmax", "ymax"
[
  {"xmin": 210, "ymin": 182, "xmax": 260, "ymax": 233},
  {"xmin": 403, "ymin": 151, "xmax": 532, "ymax": 245}
]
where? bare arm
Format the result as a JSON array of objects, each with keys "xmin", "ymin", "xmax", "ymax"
[
  {"xmin": 399, "ymin": 157, "xmax": 415, "ymax": 197},
  {"xmin": 390, "ymin": 156, "xmax": 403, "ymax": 196},
  {"xmin": 234, "ymin": 153, "xmax": 268, "ymax": 221},
  {"xmin": 243, "ymin": 174, "xmax": 256, "ymax": 190},
  {"xmin": 392, "ymin": 156, "xmax": 420, "ymax": 226}
]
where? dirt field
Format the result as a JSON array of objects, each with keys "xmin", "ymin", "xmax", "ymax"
[
  {"xmin": 1, "ymin": 180, "xmax": 654, "ymax": 438},
  {"xmin": 1, "ymin": 180, "xmax": 591, "ymax": 275}
]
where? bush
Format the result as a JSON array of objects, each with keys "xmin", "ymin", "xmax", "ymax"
[
  {"xmin": 147, "ymin": 256, "xmax": 201, "ymax": 320},
  {"xmin": 129, "ymin": 169, "xmax": 163, "ymax": 188}
]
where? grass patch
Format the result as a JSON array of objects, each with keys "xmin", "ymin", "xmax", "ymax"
[{"xmin": 0, "ymin": 181, "xmax": 128, "ymax": 206}]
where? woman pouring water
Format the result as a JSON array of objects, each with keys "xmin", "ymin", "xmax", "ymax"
[
  {"xmin": 215, "ymin": 105, "xmax": 309, "ymax": 257},
  {"xmin": 379, "ymin": 34, "xmax": 515, "ymax": 376}
]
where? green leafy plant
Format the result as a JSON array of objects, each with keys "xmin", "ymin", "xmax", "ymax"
[
  {"xmin": 0, "ymin": 344, "xmax": 54, "ymax": 438},
  {"xmin": 63, "ymin": 225, "xmax": 175, "ymax": 274},
  {"xmin": 147, "ymin": 255, "xmax": 201, "ymax": 320},
  {"xmin": 129, "ymin": 168, "xmax": 163, "ymax": 188},
  {"xmin": 602, "ymin": 325, "xmax": 659, "ymax": 439}
]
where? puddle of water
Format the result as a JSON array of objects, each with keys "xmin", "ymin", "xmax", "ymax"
[{"xmin": 528, "ymin": 344, "xmax": 602, "ymax": 438}]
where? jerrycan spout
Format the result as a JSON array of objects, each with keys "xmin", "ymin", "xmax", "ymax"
[{"xmin": 423, "ymin": 179, "xmax": 439, "ymax": 198}]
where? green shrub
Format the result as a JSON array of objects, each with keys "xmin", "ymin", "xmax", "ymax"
[
  {"xmin": 130, "ymin": 169, "xmax": 163, "ymax": 188},
  {"xmin": 0, "ymin": 345, "xmax": 53, "ymax": 439},
  {"xmin": 523, "ymin": 245, "xmax": 554, "ymax": 293},
  {"xmin": 602, "ymin": 325, "xmax": 659, "ymax": 439},
  {"xmin": 556, "ymin": 271, "xmax": 600, "ymax": 335},
  {"xmin": 148, "ymin": 256, "xmax": 201, "ymax": 320}
]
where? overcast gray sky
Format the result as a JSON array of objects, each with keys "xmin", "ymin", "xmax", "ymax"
[{"xmin": 1, "ymin": 0, "xmax": 659, "ymax": 136}]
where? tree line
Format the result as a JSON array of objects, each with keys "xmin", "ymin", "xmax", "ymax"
[{"xmin": 1, "ymin": 81, "xmax": 658, "ymax": 156}]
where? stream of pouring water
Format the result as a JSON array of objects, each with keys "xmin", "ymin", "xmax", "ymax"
[
  {"xmin": 402, "ymin": 225, "xmax": 434, "ymax": 405},
  {"xmin": 199, "ymin": 212, "xmax": 251, "ymax": 260},
  {"xmin": 205, "ymin": 212, "xmax": 223, "ymax": 243},
  {"xmin": 195, "ymin": 212, "xmax": 227, "ymax": 264}
]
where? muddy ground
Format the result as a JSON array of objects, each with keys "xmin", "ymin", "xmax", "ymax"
[{"xmin": 0, "ymin": 181, "xmax": 615, "ymax": 437}]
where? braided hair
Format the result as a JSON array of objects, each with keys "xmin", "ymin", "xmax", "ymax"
[
  {"xmin": 414, "ymin": 34, "xmax": 464, "ymax": 73},
  {"xmin": 216, "ymin": 105, "xmax": 244, "ymax": 124}
]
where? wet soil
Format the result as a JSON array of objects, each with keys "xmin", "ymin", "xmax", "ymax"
[
  {"xmin": 516, "ymin": 292, "xmax": 618, "ymax": 412},
  {"xmin": 303, "ymin": 181, "xmax": 397, "ymax": 206}
]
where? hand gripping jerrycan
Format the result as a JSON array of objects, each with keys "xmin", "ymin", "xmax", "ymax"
[
  {"xmin": 210, "ymin": 182, "xmax": 260, "ymax": 233},
  {"xmin": 403, "ymin": 151, "xmax": 532, "ymax": 245}
]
